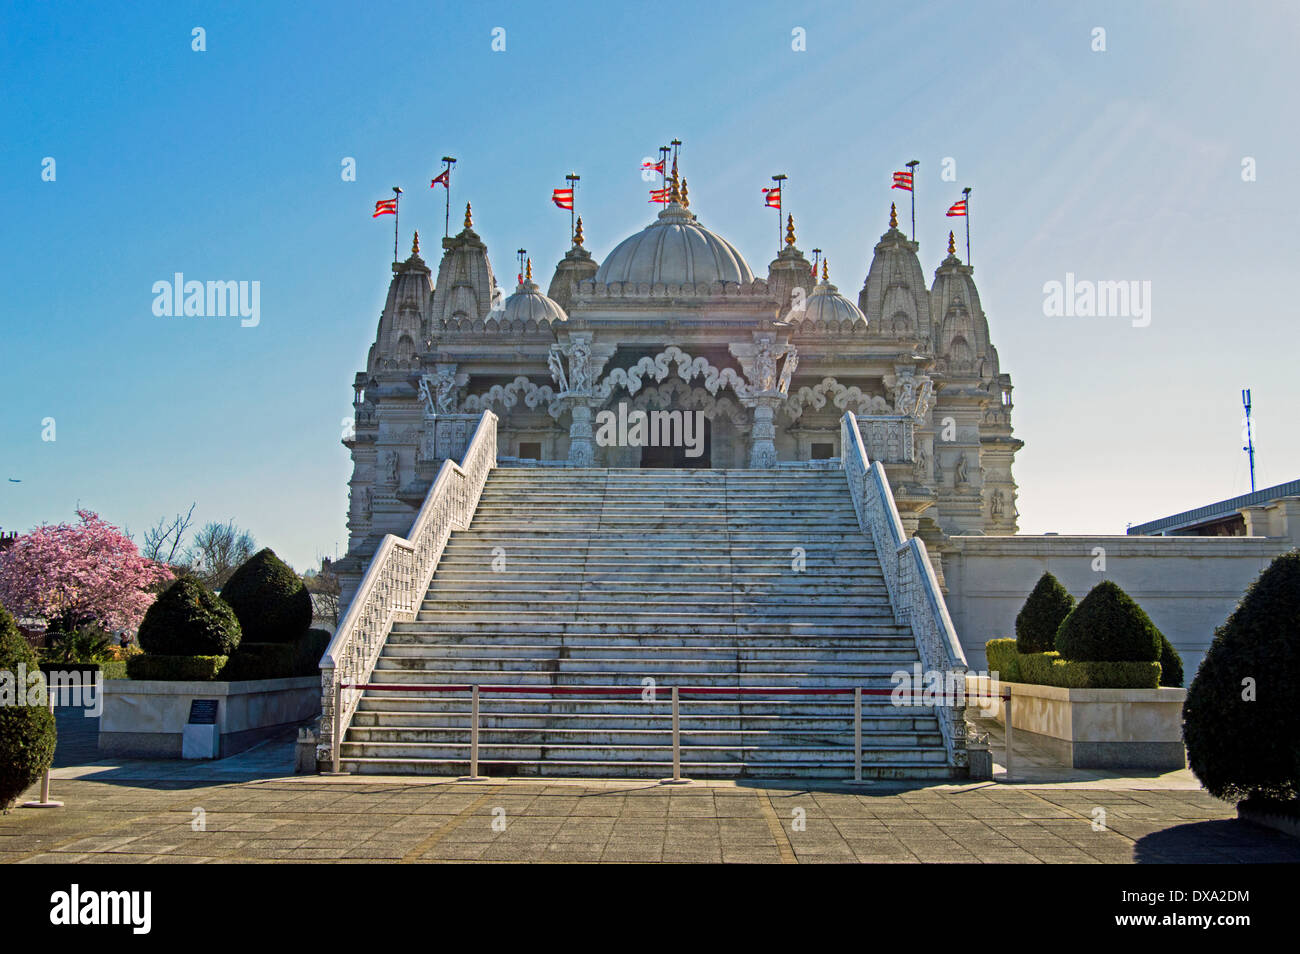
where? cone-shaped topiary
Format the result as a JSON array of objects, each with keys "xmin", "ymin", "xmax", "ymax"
[
  {"xmin": 218, "ymin": 548, "xmax": 312, "ymax": 644},
  {"xmin": 0, "ymin": 601, "xmax": 57, "ymax": 811},
  {"xmin": 1158, "ymin": 633, "xmax": 1184, "ymax": 688},
  {"xmin": 1184, "ymin": 549, "xmax": 1300, "ymax": 803},
  {"xmin": 137, "ymin": 577, "xmax": 241, "ymax": 657},
  {"xmin": 1054, "ymin": 580, "xmax": 1162, "ymax": 662},
  {"xmin": 1015, "ymin": 572, "xmax": 1076, "ymax": 653}
]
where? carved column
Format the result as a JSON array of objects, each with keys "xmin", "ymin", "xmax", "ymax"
[
  {"xmin": 567, "ymin": 398, "xmax": 597, "ymax": 466},
  {"xmin": 747, "ymin": 395, "xmax": 782, "ymax": 468}
]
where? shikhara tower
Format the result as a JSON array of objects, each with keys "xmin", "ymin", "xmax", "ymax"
[{"xmin": 337, "ymin": 163, "xmax": 1021, "ymax": 599}]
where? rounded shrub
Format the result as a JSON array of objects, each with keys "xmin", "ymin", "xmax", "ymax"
[
  {"xmin": 137, "ymin": 577, "xmax": 241, "ymax": 657},
  {"xmin": 0, "ymin": 602, "xmax": 57, "ymax": 811},
  {"xmin": 1053, "ymin": 580, "xmax": 1162, "ymax": 662},
  {"xmin": 1184, "ymin": 549, "xmax": 1300, "ymax": 803},
  {"xmin": 1015, "ymin": 572, "xmax": 1076, "ymax": 653},
  {"xmin": 1158, "ymin": 633, "xmax": 1184, "ymax": 688},
  {"xmin": 218, "ymin": 548, "xmax": 312, "ymax": 644}
]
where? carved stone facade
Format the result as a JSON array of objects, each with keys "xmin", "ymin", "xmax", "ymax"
[{"xmin": 338, "ymin": 183, "xmax": 1022, "ymax": 597}]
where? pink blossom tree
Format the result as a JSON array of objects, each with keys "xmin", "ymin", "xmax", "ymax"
[{"xmin": 0, "ymin": 510, "xmax": 174, "ymax": 632}]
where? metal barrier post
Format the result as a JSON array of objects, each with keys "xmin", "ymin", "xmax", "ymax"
[
  {"xmin": 671, "ymin": 686, "xmax": 681, "ymax": 782},
  {"xmin": 853, "ymin": 687, "xmax": 863, "ymax": 783},
  {"xmin": 21, "ymin": 689, "xmax": 62, "ymax": 808},
  {"xmin": 1004, "ymin": 692, "xmax": 1014, "ymax": 779},
  {"xmin": 469, "ymin": 684, "xmax": 482, "ymax": 779}
]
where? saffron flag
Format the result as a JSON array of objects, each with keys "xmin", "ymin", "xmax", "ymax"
[
  {"xmin": 891, "ymin": 171, "xmax": 913, "ymax": 192},
  {"xmin": 552, "ymin": 188, "xmax": 574, "ymax": 210},
  {"xmin": 372, "ymin": 198, "xmax": 397, "ymax": 217},
  {"xmin": 649, "ymin": 187, "xmax": 671, "ymax": 204},
  {"xmin": 642, "ymin": 159, "xmax": 665, "ymax": 173},
  {"xmin": 762, "ymin": 186, "xmax": 781, "ymax": 207},
  {"xmin": 946, "ymin": 199, "xmax": 967, "ymax": 217},
  {"xmin": 430, "ymin": 170, "xmax": 450, "ymax": 188}
]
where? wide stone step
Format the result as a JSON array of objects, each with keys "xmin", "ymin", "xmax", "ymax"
[
  {"xmin": 354, "ymin": 696, "xmax": 934, "ymax": 717},
  {"xmin": 350, "ymin": 710, "xmax": 935, "ymax": 731},
  {"xmin": 339, "ymin": 739, "xmax": 948, "ymax": 763},
  {"xmin": 343, "ymin": 726, "xmax": 943, "ymax": 747},
  {"xmin": 374, "ymin": 656, "xmax": 918, "ymax": 675},
  {"xmin": 379, "ymin": 642, "xmax": 915, "ymax": 659},
  {"xmin": 366, "ymin": 670, "xmax": 917, "ymax": 687},
  {"xmin": 385, "ymin": 630, "xmax": 915, "ymax": 646},
  {"xmin": 338, "ymin": 757, "xmax": 954, "ymax": 780},
  {"xmin": 401, "ymin": 621, "xmax": 908, "ymax": 636},
  {"xmin": 422, "ymin": 583, "xmax": 892, "ymax": 599}
]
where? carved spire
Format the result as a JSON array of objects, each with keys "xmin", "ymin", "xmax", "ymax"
[
  {"xmin": 464, "ymin": 202, "xmax": 473, "ymax": 229},
  {"xmin": 574, "ymin": 215, "xmax": 584, "ymax": 246},
  {"xmin": 947, "ymin": 230, "xmax": 956, "ymax": 256},
  {"xmin": 785, "ymin": 214, "xmax": 796, "ymax": 247},
  {"xmin": 525, "ymin": 257, "xmax": 532, "ymax": 282},
  {"xmin": 680, "ymin": 178, "xmax": 689, "ymax": 208},
  {"xmin": 889, "ymin": 203, "xmax": 898, "ymax": 229},
  {"xmin": 822, "ymin": 259, "xmax": 829, "ymax": 281},
  {"xmin": 411, "ymin": 230, "xmax": 420, "ymax": 256},
  {"xmin": 668, "ymin": 156, "xmax": 681, "ymax": 203}
]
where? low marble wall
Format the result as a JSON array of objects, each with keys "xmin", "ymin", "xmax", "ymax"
[
  {"xmin": 976, "ymin": 677, "xmax": 1187, "ymax": 770},
  {"xmin": 943, "ymin": 534, "xmax": 1292, "ymax": 678},
  {"xmin": 99, "ymin": 677, "xmax": 320, "ymax": 759}
]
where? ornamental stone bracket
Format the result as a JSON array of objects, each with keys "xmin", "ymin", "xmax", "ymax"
[
  {"xmin": 548, "ymin": 333, "xmax": 617, "ymax": 466},
  {"xmin": 730, "ymin": 334, "xmax": 798, "ymax": 467}
]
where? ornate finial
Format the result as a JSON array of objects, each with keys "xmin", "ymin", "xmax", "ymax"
[
  {"xmin": 822, "ymin": 260, "xmax": 829, "ymax": 281},
  {"xmin": 574, "ymin": 216, "xmax": 584, "ymax": 246},
  {"xmin": 525, "ymin": 258, "xmax": 532, "ymax": 281},
  {"xmin": 947, "ymin": 230, "xmax": 956, "ymax": 255},
  {"xmin": 680, "ymin": 178, "xmax": 689, "ymax": 208},
  {"xmin": 889, "ymin": 203, "xmax": 897, "ymax": 229},
  {"xmin": 464, "ymin": 202, "xmax": 473, "ymax": 229},
  {"xmin": 411, "ymin": 230, "xmax": 420, "ymax": 256},
  {"xmin": 785, "ymin": 214, "xmax": 796, "ymax": 247},
  {"xmin": 668, "ymin": 157, "xmax": 681, "ymax": 203}
]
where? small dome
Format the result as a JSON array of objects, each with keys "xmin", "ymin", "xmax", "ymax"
[
  {"xmin": 800, "ymin": 274, "xmax": 867, "ymax": 326},
  {"xmin": 502, "ymin": 276, "xmax": 567, "ymax": 324},
  {"xmin": 595, "ymin": 203, "xmax": 754, "ymax": 286}
]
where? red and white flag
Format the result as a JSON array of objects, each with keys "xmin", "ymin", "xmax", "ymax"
[
  {"xmin": 372, "ymin": 198, "xmax": 397, "ymax": 217},
  {"xmin": 762, "ymin": 186, "xmax": 781, "ymax": 207},
  {"xmin": 430, "ymin": 170, "xmax": 450, "ymax": 189},
  {"xmin": 641, "ymin": 159, "xmax": 665, "ymax": 174},
  {"xmin": 649, "ymin": 187, "xmax": 671, "ymax": 204},
  {"xmin": 946, "ymin": 199, "xmax": 967, "ymax": 217},
  {"xmin": 552, "ymin": 188, "xmax": 574, "ymax": 210},
  {"xmin": 891, "ymin": 171, "xmax": 914, "ymax": 192}
]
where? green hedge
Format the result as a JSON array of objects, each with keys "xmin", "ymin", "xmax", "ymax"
[
  {"xmin": 219, "ymin": 548, "xmax": 312, "ymax": 644},
  {"xmin": 1019, "ymin": 651, "xmax": 1161, "ymax": 689},
  {"xmin": 1158, "ymin": 634, "xmax": 1184, "ymax": 688},
  {"xmin": 0, "ymin": 602, "xmax": 57, "ymax": 811},
  {"xmin": 101, "ymin": 660, "xmax": 128, "ymax": 680},
  {"xmin": 126, "ymin": 654, "xmax": 229, "ymax": 681},
  {"xmin": 1055, "ymin": 580, "xmax": 1162, "ymax": 662},
  {"xmin": 219, "ymin": 629, "xmax": 331, "ymax": 681},
  {"xmin": 985, "ymin": 638, "xmax": 1021, "ymax": 682},
  {"xmin": 1015, "ymin": 572, "xmax": 1075, "ymax": 653},
  {"xmin": 138, "ymin": 577, "xmax": 242, "ymax": 656}
]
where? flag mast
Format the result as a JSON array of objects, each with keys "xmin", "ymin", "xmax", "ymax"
[
  {"xmin": 391, "ymin": 186, "xmax": 402, "ymax": 264},
  {"xmin": 962, "ymin": 187, "xmax": 972, "ymax": 264},
  {"xmin": 440, "ymin": 156, "xmax": 457, "ymax": 237},
  {"xmin": 905, "ymin": 159, "xmax": 919, "ymax": 242},
  {"xmin": 771, "ymin": 174, "xmax": 787, "ymax": 254},
  {"xmin": 566, "ymin": 173, "xmax": 580, "ymax": 244}
]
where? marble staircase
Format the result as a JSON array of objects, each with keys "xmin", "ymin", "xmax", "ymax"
[{"xmin": 337, "ymin": 468, "xmax": 953, "ymax": 778}]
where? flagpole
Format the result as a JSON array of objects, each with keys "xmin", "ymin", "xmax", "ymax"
[
  {"xmin": 392, "ymin": 186, "xmax": 402, "ymax": 264},
  {"xmin": 962, "ymin": 187, "xmax": 972, "ymax": 264},
  {"xmin": 566, "ymin": 173, "xmax": 580, "ymax": 244},
  {"xmin": 906, "ymin": 159, "xmax": 919, "ymax": 243},
  {"xmin": 441, "ymin": 156, "xmax": 456, "ymax": 237},
  {"xmin": 660, "ymin": 145, "xmax": 669, "ymax": 203},
  {"xmin": 772, "ymin": 174, "xmax": 787, "ymax": 255}
]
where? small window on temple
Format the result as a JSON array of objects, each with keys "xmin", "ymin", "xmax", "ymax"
[
  {"xmin": 811, "ymin": 443, "xmax": 834, "ymax": 460},
  {"xmin": 519, "ymin": 442, "xmax": 542, "ymax": 460}
]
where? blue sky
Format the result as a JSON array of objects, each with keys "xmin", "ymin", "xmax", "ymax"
[{"xmin": 2, "ymin": 0, "xmax": 1297, "ymax": 569}]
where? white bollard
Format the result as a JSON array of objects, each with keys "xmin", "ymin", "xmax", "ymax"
[
  {"xmin": 468, "ymin": 684, "xmax": 483, "ymax": 779},
  {"xmin": 22, "ymin": 691, "xmax": 62, "ymax": 809},
  {"xmin": 853, "ymin": 687, "xmax": 863, "ymax": 783},
  {"xmin": 1004, "ymin": 692, "xmax": 1014, "ymax": 780}
]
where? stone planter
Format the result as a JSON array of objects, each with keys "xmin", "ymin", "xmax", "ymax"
[
  {"xmin": 99, "ymin": 676, "xmax": 320, "ymax": 759},
  {"xmin": 969, "ymin": 676, "xmax": 1186, "ymax": 770}
]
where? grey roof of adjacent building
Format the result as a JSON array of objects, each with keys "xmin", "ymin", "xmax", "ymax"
[{"xmin": 1128, "ymin": 477, "xmax": 1300, "ymax": 535}]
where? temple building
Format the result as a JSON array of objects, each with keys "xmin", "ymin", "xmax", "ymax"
[{"xmin": 336, "ymin": 159, "xmax": 1022, "ymax": 599}]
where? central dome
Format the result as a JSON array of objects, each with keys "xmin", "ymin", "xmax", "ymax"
[{"xmin": 594, "ymin": 204, "xmax": 754, "ymax": 286}]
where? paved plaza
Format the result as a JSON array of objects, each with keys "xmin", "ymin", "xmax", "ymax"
[{"xmin": 2, "ymin": 710, "xmax": 1298, "ymax": 864}]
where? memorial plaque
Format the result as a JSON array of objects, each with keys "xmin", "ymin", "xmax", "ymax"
[{"xmin": 188, "ymin": 699, "xmax": 219, "ymax": 725}]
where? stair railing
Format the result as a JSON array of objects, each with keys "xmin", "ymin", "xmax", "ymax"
[
  {"xmin": 840, "ymin": 411, "xmax": 969, "ymax": 770},
  {"xmin": 316, "ymin": 410, "xmax": 498, "ymax": 767}
]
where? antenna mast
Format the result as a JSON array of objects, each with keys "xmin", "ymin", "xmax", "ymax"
[{"xmin": 1242, "ymin": 389, "xmax": 1256, "ymax": 492}]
